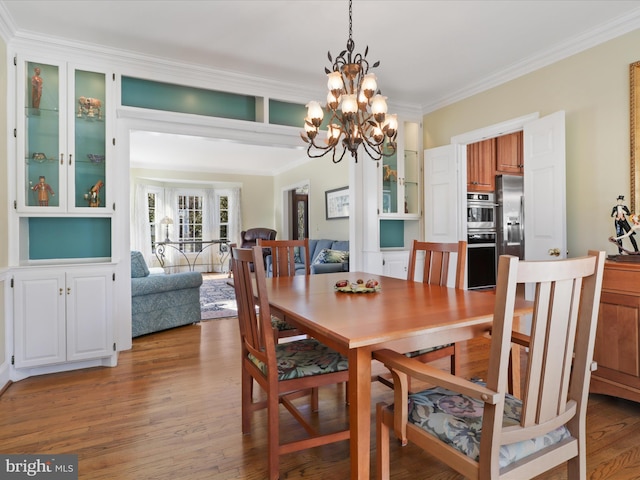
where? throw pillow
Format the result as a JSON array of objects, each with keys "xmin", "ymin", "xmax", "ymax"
[
  {"xmin": 130, "ymin": 251, "xmax": 150, "ymax": 278},
  {"xmin": 313, "ymin": 248, "xmax": 347, "ymax": 264}
]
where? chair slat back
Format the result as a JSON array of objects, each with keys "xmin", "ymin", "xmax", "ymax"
[
  {"xmin": 230, "ymin": 246, "xmax": 276, "ymax": 369},
  {"xmin": 258, "ymin": 239, "xmax": 310, "ymax": 277},
  {"xmin": 487, "ymin": 251, "xmax": 605, "ymax": 441},
  {"xmin": 407, "ymin": 240, "xmax": 467, "ymax": 290}
]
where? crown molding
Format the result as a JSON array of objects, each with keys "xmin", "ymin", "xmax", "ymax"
[
  {"xmin": 422, "ymin": 7, "xmax": 640, "ymax": 114},
  {"xmin": 0, "ymin": 2, "xmax": 15, "ymax": 44}
]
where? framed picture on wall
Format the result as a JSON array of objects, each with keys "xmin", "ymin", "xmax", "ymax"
[{"xmin": 325, "ymin": 186, "xmax": 349, "ymax": 219}]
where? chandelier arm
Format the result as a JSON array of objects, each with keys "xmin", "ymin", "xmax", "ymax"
[{"xmin": 307, "ymin": 143, "xmax": 338, "ymax": 159}]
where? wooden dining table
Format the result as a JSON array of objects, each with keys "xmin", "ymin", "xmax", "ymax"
[{"xmin": 264, "ymin": 271, "xmax": 533, "ymax": 479}]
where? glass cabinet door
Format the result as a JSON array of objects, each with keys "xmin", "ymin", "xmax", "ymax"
[
  {"xmin": 379, "ymin": 121, "xmax": 421, "ymax": 217},
  {"xmin": 403, "ymin": 149, "xmax": 419, "ymax": 215},
  {"xmin": 23, "ymin": 61, "xmax": 63, "ymax": 209},
  {"xmin": 381, "ymin": 151, "xmax": 399, "ymax": 214},
  {"xmin": 19, "ymin": 59, "xmax": 109, "ymax": 212},
  {"xmin": 72, "ymin": 69, "xmax": 107, "ymax": 210}
]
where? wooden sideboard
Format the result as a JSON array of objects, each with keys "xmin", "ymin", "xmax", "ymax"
[{"xmin": 591, "ymin": 259, "xmax": 640, "ymax": 402}]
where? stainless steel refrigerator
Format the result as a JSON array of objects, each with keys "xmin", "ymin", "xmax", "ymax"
[{"xmin": 496, "ymin": 174, "xmax": 524, "ymax": 259}]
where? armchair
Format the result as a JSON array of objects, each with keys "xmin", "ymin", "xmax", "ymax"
[{"xmin": 240, "ymin": 228, "xmax": 277, "ymax": 269}]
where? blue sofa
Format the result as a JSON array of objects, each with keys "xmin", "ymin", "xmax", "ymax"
[
  {"xmin": 265, "ymin": 239, "xmax": 349, "ymax": 276},
  {"xmin": 130, "ymin": 251, "xmax": 203, "ymax": 337}
]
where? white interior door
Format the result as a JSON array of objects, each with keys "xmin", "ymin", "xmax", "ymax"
[
  {"xmin": 424, "ymin": 144, "xmax": 459, "ymax": 243},
  {"xmin": 424, "ymin": 144, "xmax": 461, "ymax": 287},
  {"xmin": 523, "ymin": 111, "xmax": 567, "ymax": 261}
]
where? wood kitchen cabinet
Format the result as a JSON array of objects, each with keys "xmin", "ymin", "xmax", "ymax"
[
  {"xmin": 496, "ymin": 131, "xmax": 523, "ymax": 175},
  {"xmin": 591, "ymin": 260, "xmax": 640, "ymax": 403},
  {"xmin": 466, "ymin": 138, "xmax": 495, "ymax": 192}
]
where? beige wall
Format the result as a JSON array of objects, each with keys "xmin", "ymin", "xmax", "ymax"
[
  {"xmin": 423, "ymin": 29, "xmax": 640, "ymax": 258},
  {"xmin": 130, "ymin": 168, "xmax": 276, "ymax": 234},
  {"xmin": 274, "ymin": 156, "xmax": 349, "ymax": 240}
]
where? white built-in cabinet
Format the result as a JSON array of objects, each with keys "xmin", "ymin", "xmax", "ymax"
[
  {"xmin": 360, "ymin": 120, "xmax": 422, "ymax": 276},
  {"xmin": 13, "ymin": 266, "xmax": 115, "ymax": 369},
  {"xmin": 10, "ymin": 51, "xmax": 117, "ymax": 377}
]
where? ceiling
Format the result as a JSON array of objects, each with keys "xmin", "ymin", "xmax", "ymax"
[{"xmin": 3, "ymin": 0, "xmax": 640, "ymax": 175}]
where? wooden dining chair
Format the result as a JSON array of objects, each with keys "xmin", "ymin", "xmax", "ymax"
[
  {"xmin": 257, "ymin": 238, "xmax": 310, "ymax": 339},
  {"xmin": 376, "ymin": 240, "xmax": 466, "ymax": 389},
  {"xmin": 374, "ymin": 250, "xmax": 605, "ymax": 480},
  {"xmin": 258, "ymin": 238, "xmax": 310, "ymax": 277},
  {"xmin": 231, "ymin": 246, "xmax": 350, "ymax": 480}
]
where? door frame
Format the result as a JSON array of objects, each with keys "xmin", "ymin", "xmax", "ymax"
[
  {"xmin": 450, "ymin": 113, "xmax": 540, "ymax": 239},
  {"xmin": 280, "ymin": 180, "xmax": 310, "ymax": 240}
]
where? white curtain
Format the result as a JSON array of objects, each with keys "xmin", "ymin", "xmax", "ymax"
[
  {"xmin": 132, "ymin": 183, "xmax": 152, "ymax": 263},
  {"xmin": 163, "ymin": 187, "xmax": 179, "ymax": 268},
  {"xmin": 229, "ymin": 187, "xmax": 242, "ymax": 246},
  {"xmin": 203, "ymin": 188, "xmax": 217, "ymax": 271}
]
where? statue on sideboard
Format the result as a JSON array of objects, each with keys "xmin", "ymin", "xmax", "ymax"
[{"xmin": 610, "ymin": 194, "xmax": 639, "ymax": 254}]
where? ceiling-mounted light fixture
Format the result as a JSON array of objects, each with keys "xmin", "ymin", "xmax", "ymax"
[{"xmin": 301, "ymin": 0, "xmax": 397, "ymax": 163}]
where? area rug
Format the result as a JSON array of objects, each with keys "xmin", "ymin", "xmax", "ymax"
[{"xmin": 200, "ymin": 278, "xmax": 238, "ymax": 320}]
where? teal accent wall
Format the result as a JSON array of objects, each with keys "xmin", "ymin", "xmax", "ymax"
[
  {"xmin": 269, "ymin": 99, "xmax": 306, "ymax": 127},
  {"xmin": 29, "ymin": 217, "xmax": 111, "ymax": 259},
  {"xmin": 269, "ymin": 99, "xmax": 331, "ymax": 130},
  {"xmin": 380, "ymin": 220, "xmax": 404, "ymax": 248},
  {"xmin": 121, "ymin": 76, "xmax": 256, "ymax": 121}
]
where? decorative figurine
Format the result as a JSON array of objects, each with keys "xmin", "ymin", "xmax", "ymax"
[
  {"xmin": 31, "ymin": 175, "xmax": 54, "ymax": 206},
  {"xmin": 610, "ymin": 194, "xmax": 639, "ymax": 254},
  {"xmin": 31, "ymin": 67, "xmax": 43, "ymax": 109},
  {"xmin": 77, "ymin": 96, "xmax": 102, "ymax": 119},
  {"xmin": 383, "ymin": 164, "xmax": 397, "ymax": 182},
  {"xmin": 84, "ymin": 179, "xmax": 104, "ymax": 207}
]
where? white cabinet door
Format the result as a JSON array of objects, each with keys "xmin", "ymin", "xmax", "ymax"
[
  {"xmin": 424, "ymin": 144, "xmax": 459, "ymax": 242},
  {"xmin": 66, "ymin": 268, "xmax": 113, "ymax": 361},
  {"xmin": 14, "ymin": 267, "xmax": 113, "ymax": 368},
  {"xmin": 382, "ymin": 251, "xmax": 409, "ymax": 279},
  {"xmin": 13, "ymin": 271, "xmax": 66, "ymax": 368}
]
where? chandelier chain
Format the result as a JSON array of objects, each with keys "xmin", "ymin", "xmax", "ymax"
[{"xmin": 348, "ymin": 0, "xmax": 352, "ymax": 41}]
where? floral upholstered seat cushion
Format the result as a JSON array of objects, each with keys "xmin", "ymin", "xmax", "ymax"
[
  {"xmin": 407, "ymin": 380, "xmax": 571, "ymax": 468},
  {"xmin": 249, "ymin": 338, "xmax": 348, "ymax": 380},
  {"xmin": 271, "ymin": 315, "xmax": 297, "ymax": 332}
]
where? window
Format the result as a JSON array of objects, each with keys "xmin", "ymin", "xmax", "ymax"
[
  {"xmin": 218, "ymin": 194, "xmax": 229, "ymax": 242},
  {"xmin": 177, "ymin": 194, "xmax": 203, "ymax": 252}
]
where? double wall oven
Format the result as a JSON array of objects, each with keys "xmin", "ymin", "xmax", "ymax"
[{"xmin": 466, "ymin": 192, "xmax": 497, "ymax": 289}]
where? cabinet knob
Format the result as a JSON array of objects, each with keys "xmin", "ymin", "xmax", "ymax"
[
  {"xmin": 59, "ymin": 288, "xmax": 63, "ymax": 296},
  {"xmin": 60, "ymin": 153, "xmax": 64, "ymax": 165},
  {"xmin": 548, "ymin": 248, "xmax": 561, "ymax": 257},
  {"xmin": 69, "ymin": 154, "xmax": 72, "ymax": 166},
  {"xmin": 67, "ymin": 287, "xmax": 71, "ymax": 295}
]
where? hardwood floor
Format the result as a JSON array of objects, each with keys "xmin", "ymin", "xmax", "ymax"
[{"xmin": 2, "ymin": 318, "xmax": 640, "ymax": 479}]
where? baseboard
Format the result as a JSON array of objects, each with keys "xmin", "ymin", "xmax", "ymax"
[{"xmin": 0, "ymin": 361, "xmax": 11, "ymax": 397}]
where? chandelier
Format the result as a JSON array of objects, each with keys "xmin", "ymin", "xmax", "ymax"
[{"xmin": 301, "ymin": 0, "xmax": 397, "ymax": 163}]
